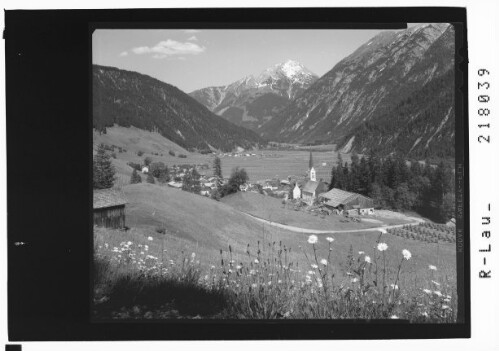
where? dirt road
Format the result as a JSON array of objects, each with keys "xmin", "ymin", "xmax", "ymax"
[{"xmin": 244, "ymin": 213, "xmax": 424, "ymax": 234}]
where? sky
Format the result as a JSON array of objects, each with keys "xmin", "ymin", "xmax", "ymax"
[{"xmin": 93, "ymin": 29, "xmax": 391, "ymax": 93}]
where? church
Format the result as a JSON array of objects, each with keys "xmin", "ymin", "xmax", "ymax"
[{"xmin": 299, "ymin": 152, "xmax": 328, "ymax": 205}]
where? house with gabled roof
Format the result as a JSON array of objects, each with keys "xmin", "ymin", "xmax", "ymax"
[
  {"xmin": 319, "ymin": 188, "xmax": 374, "ymax": 215},
  {"xmin": 93, "ymin": 188, "xmax": 128, "ymax": 229}
]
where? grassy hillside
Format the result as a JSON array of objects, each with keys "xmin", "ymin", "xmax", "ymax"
[
  {"xmin": 94, "ymin": 183, "xmax": 457, "ymax": 320},
  {"xmin": 97, "ymin": 183, "xmax": 456, "ymax": 283}
]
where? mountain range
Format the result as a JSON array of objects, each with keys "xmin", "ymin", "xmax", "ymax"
[
  {"xmin": 189, "ymin": 60, "xmax": 318, "ymax": 131},
  {"xmin": 93, "ymin": 65, "xmax": 265, "ymax": 152},
  {"xmin": 260, "ymin": 23, "xmax": 455, "ymax": 158},
  {"xmin": 93, "ymin": 23, "xmax": 456, "ymax": 159}
]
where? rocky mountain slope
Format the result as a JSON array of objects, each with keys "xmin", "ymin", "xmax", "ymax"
[
  {"xmin": 93, "ymin": 65, "xmax": 265, "ymax": 152},
  {"xmin": 260, "ymin": 23, "xmax": 455, "ymax": 158},
  {"xmin": 189, "ymin": 60, "xmax": 318, "ymax": 131}
]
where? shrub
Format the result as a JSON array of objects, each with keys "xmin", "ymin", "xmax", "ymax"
[
  {"xmin": 169, "ymin": 150, "xmax": 175, "ymax": 157},
  {"xmin": 137, "ymin": 150, "xmax": 144, "ymax": 156},
  {"xmin": 178, "ymin": 154, "xmax": 187, "ymax": 159}
]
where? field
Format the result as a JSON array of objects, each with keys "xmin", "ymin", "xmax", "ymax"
[
  {"xmin": 93, "ymin": 182, "xmax": 457, "ymax": 320},
  {"xmin": 221, "ymin": 192, "xmax": 418, "ymax": 231},
  {"xmin": 94, "ymin": 126, "xmax": 350, "ymax": 183}
]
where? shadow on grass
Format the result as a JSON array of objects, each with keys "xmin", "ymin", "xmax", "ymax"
[{"xmin": 93, "ymin": 258, "xmax": 228, "ymax": 319}]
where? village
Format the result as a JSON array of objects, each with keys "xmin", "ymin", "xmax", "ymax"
[{"xmin": 107, "ymin": 150, "xmax": 378, "ymax": 227}]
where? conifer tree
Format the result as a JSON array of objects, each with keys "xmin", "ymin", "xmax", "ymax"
[
  {"xmin": 93, "ymin": 143, "xmax": 116, "ymax": 189},
  {"xmin": 146, "ymin": 173, "xmax": 155, "ymax": 184},
  {"xmin": 130, "ymin": 169, "xmax": 142, "ymax": 184},
  {"xmin": 213, "ymin": 156, "xmax": 223, "ymax": 188}
]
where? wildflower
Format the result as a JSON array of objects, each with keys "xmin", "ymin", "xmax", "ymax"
[
  {"xmin": 305, "ymin": 275, "xmax": 312, "ymax": 283},
  {"xmin": 254, "ymin": 259, "xmax": 259, "ymax": 264},
  {"xmin": 268, "ymin": 281, "xmax": 272, "ymax": 286},
  {"xmin": 442, "ymin": 305, "xmax": 450, "ymax": 310},
  {"xmin": 431, "ymin": 280, "xmax": 441, "ymax": 286},
  {"xmin": 147, "ymin": 236, "xmax": 153, "ymax": 241},
  {"xmin": 443, "ymin": 298, "xmax": 451, "ymax": 302},
  {"xmin": 249, "ymin": 269, "xmax": 256, "ymax": 275},
  {"xmin": 326, "ymin": 237, "xmax": 334, "ymax": 243},
  {"xmin": 236, "ymin": 265, "xmax": 242, "ymax": 270},
  {"xmin": 191, "ymin": 252, "xmax": 196, "ymax": 259},
  {"xmin": 421, "ymin": 311, "xmax": 429, "ymax": 317},
  {"xmin": 433, "ymin": 291, "xmax": 443, "ymax": 297},
  {"xmin": 278, "ymin": 280, "xmax": 282, "ymax": 284},
  {"xmin": 446, "ymin": 295, "xmax": 452, "ymax": 299},
  {"xmin": 320, "ymin": 259, "xmax": 328, "ymax": 266},
  {"xmin": 112, "ymin": 247, "xmax": 119, "ymax": 252},
  {"xmin": 228, "ymin": 269, "xmax": 233, "ymax": 274},
  {"xmin": 402, "ymin": 249, "xmax": 412, "ymax": 260},
  {"xmin": 140, "ymin": 251, "xmax": 145, "ymax": 255},
  {"xmin": 127, "ymin": 241, "xmax": 132, "ymax": 246},
  {"xmin": 377, "ymin": 243, "xmax": 388, "ymax": 251},
  {"xmin": 308, "ymin": 235, "xmax": 318, "ymax": 244},
  {"xmin": 308, "ymin": 270, "xmax": 315, "ymax": 275},
  {"xmin": 351, "ymin": 278, "xmax": 359, "ymax": 283},
  {"xmin": 144, "ymin": 245, "xmax": 149, "ymax": 251},
  {"xmin": 358, "ymin": 251, "xmax": 365, "ymax": 255},
  {"xmin": 423, "ymin": 289, "xmax": 431, "ymax": 294},
  {"xmin": 429, "ymin": 265, "xmax": 437, "ymax": 270},
  {"xmin": 378, "ymin": 228, "xmax": 387, "ymax": 234},
  {"xmin": 316, "ymin": 279, "xmax": 323, "ymax": 288},
  {"xmin": 365, "ymin": 256, "xmax": 372, "ymax": 264},
  {"xmin": 390, "ymin": 315, "xmax": 399, "ymax": 319},
  {"xmin": 390, "ymin": 284, "xmax": 399, "ymax": 290},
  {"xmin": 311, "ymin": 264, "xmax": 318, "ymax": 269},
  {"xmin": 251, "ymin": 283, "xmax": 257, "ymax": 289},
  {"xmin": 104, "ymin": 243, "xmax": 109, "ymax": 249},
  {"xmin": 210, "ymin": 265, "xmax": 215, "ymax": 270}
]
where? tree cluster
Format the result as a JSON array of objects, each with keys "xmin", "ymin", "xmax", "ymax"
[{"xmin": 329, "ymin": 150, "xmax": 455, "ymax": 223}]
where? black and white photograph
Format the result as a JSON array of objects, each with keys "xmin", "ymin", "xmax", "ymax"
[{"xmin": 92, "ymin": 24, "xmax": 461, "ymax": 322}]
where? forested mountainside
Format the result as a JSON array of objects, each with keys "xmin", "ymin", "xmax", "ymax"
[
  {"xmin": 93, "ymin": 65, "xmax": 265, "ymax": 152},
  {"xmin": 260, "ymin": 23, "xmax": 455, "ymax": 158}
]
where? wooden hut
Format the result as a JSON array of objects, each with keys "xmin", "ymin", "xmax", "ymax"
[{"xmin": 93, "ymin": 189, "xmax": 127, "ymax": 229}]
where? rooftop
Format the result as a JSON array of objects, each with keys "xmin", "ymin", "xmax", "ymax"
[{"xmin": 93, "ymin": 188, "xmax": 127, "ymax": 209}]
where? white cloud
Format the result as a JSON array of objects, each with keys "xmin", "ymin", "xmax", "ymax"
[
  {"xmin": 187, "ymin": 35, "xmax": 198, "ymax": 41},
  {"xmin": 119, "ymin": 51, "xmax": 128, "ymax": 57},
  {"xmin": 131, "ymin": 39, "xmax": 206, "ymax": 59},
  {"xmin": 183, "ymin": 29, "xmax": 201, "ymax": 33}
]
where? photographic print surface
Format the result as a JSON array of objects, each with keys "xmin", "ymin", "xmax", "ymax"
[{"xmin": 92, "ymin": 25, "xmax": 458, "ymax": 321}]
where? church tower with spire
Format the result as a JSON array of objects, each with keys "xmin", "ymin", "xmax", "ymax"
[{"xmin": 308, "ymin": 151, "xmax": 316, "ymax": 182}]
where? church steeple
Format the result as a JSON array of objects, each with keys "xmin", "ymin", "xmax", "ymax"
[{"xmin": 308, "ymin": 151, "xmax": 313, "ymax": 170}]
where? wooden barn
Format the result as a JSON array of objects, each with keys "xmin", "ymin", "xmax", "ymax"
[
  {"xmin": 93, "ymin": 189, "xmax": 128, "ymax": 229},
  {"xmin": 319, "ymin": 188, "xmax": 374, "ymax": 215}
]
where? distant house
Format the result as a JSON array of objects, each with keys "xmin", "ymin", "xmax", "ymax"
[
  {"xmin": 141, "ymin": 166, "xmax": 149, "ymax": 174},
  {"xmin": 93, "ymin": 189, "xmax": 127, "ymax": 229},
  {"xmin": 302, "ymin": 180, "xmax": 328, "ymax": 205},
  {"xmin": 167, "ymin": 181, "xmax": 183, "ymax": 189},
  {"xmin": 446, "ymin": 218, "xmax": 456, "ymax": 227},
  {"xmin": 240, "ymin": 184, "xmax": 249, "ymax": 192},
  {"xmin": 280, "ymin": 179, "xmax": 290, "ymax": 186},
  {"xmin": 292, "ymin": 183, "xmax": 301, "ymax": 199},
  {"xmin": 320, "ymin": 188, "xmax": 374, "ymax": 215},
  {"xmin": 200, "ymin": 186, "xmax": 212, "ymax": 196}
]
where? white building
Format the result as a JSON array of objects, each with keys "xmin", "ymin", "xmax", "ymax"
[
  {"xmin": 141, "ymin": 166, "xmax": 149, "ymax": 174},
  {"xmin": 292, "ymin": 183, "xmax": 301, "ymax": 199}
]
